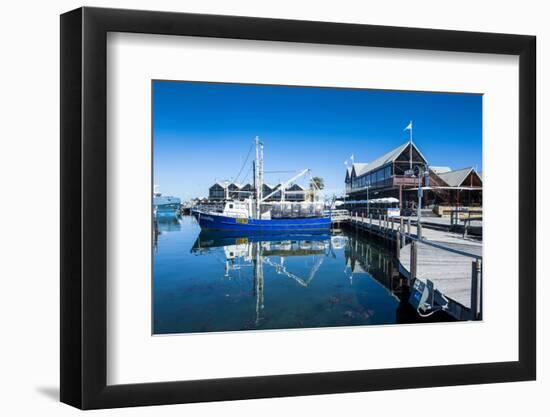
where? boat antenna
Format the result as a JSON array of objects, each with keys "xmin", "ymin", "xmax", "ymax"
[
  {"xmin": 254, "ymin": 136, "xmax": 264, "ymax": 218},
  {"xmin": 232, "ymin": 142, "xmax": 254, "ymax": 184}
]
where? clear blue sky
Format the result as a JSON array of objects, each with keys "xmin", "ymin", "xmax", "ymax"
[{"xmin": 153, "ymin": 81, "xmax": 482, "ymax": 200}]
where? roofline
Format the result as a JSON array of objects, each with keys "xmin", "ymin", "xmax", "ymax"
[
  {"xmin": 437, "ymin": 166, "xmax": 482, "ymax": 187},
  {"xmin": 411, "ymin": 141, "xmax": 429, "ymax": 168},
  {"xmin": 351, "ymin": 141, "xmax": 428, "ymax": 178}
]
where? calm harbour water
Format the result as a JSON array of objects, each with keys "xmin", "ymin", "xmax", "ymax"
[{"xmin": 153, "ymin": 215, "xmax": 450, "ymax": 335}]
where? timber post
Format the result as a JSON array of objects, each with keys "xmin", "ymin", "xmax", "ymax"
[
  {"xmin": 471, "ymin": 259, "xmax": 482, "ymax": 320},
  {"xmin": 395, "ymin": 230, "xmax": 401, "ymax": 259},
  {"xmin": 410, "ymin": 241, "xmax": 417, "ymax": 284}
]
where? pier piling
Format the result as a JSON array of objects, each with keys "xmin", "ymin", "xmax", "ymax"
[
  {"xmin": 410, "ymin": 241, "xmax": 417, "ymax": 283},
  {"xmin": 344, "ymin": 212, "xmax": 482, "ymax": 320},
  {"xmin": 395, "ymin": 231, "xmax": 401, "ymax": 259},
  {"xmin": 471, "ymin": 259, "xmax": 482, "ymax": 320}
]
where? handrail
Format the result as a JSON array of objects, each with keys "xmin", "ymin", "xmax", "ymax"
[
  {"xmin": 400, "ymin": 231, "xmax": 482, "ymax": 260},
  {"xmin": 349, "ymin": 215, "xmax": 482, "ymax": 260}
]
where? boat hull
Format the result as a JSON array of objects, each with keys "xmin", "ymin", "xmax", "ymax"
[
  {"xmin": 196, "ymin": 211, "xmax": 331, "ymax": 232},
  {"xmin": 155, "ymin": 207, "xmax": 180, "ymax": 218}
]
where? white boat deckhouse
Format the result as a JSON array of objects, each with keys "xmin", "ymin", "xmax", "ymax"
[{"xmin": 344, "ymin": 141, "xmax": 482, "ymax": 213}]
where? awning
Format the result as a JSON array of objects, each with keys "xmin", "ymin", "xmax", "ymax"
[
  {"xmin": 345, "ymin": 197, "xmax": 399, "ymax": 204},
  {"xmin": 406, "ymin": 186, "xmax": 482, "ymax": 191}
]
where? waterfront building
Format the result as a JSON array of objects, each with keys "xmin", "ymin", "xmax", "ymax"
[
  {"xmin": 240, "ymin": 183, "xmax": 254, "ymax": 199},
  {"xmin": 285, "ymin": 183, "xmax": 307, "ymax": 201},
  {"xmin": 345, "ymin": 141, "xmax": 427, "ymax": 204},
  {"xmin": 433, "ymin": 167, "xmax": 483, "ymax": 210},
  {"xmin": 345, "ymin": 141, "xmax": 482, "ymax": 214},
  {"xmin": 207, "ymin": 181, "xmax": 307, "ymax": 202},
  {"xmin": 227, "ymin": 182, "xmax": 243, "ymax": 199},
  {"xmin": 262, "ymin": 183, "xmax": 280, "ymax": 201},
  {"xmin": 208, "ymin": 182, "xmax": 229, "ymax": 201}
]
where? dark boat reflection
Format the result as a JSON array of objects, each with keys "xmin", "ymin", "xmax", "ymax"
[{"xmin": 153, "ymin": 217, "xmax": 182, "ymax": 252}]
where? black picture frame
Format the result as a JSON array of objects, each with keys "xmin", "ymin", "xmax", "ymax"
[{"xmin": 60, "ymin": 6, "xmax": 536, "ymax": 410}]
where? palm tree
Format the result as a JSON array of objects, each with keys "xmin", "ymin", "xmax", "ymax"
[{"xmin": 310, "ymin": 176, "xmax": 325, "ymax": 190}]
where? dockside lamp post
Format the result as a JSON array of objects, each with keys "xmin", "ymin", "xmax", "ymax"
[{"xmin": 413, "ymin": 165, "xmax": 430, "ymax": 239}]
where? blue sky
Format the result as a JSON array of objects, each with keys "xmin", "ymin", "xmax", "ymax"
[{"xmin": 153, "ymin": 81, "xmax": 482, "ymax": 200}]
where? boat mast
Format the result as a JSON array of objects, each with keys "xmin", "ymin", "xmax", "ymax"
[{"xmin": 254, "ymin": 136, "xmax": 264, "ymax": 218}]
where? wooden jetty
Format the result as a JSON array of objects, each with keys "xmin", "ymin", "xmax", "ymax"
[{"xmin": 334, "ymin": 211, "xmax": 482, "ymax": 320}]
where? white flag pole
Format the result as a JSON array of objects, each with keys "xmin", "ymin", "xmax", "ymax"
[{"xmin": 408, "ymin": 121, "xmax": 413, "ymax": 170}]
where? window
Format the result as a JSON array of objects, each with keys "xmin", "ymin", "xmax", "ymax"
[{"xmin": 229, "ymin": 204, "xmax": 234, "ymax": 209}]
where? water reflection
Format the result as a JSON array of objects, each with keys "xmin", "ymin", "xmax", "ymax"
[
  {"xmin": 154, "ymin": 217, "xmax": 182, "ymax": 252},
  {"xmin": 153, "ymin": 216, "xmax": 452, "ymax": 334},
  {"xmin": 191, "ymin": 232, "xmax": 335, "ymax": 325}
]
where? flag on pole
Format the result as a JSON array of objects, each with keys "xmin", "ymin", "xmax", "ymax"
[{"xmin": 405, "ymin": 121, "xmax": 414, "ymax": 169}]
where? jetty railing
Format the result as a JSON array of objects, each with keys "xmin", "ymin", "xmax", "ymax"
[
  {"xmin": 347, "ymin": 211, "xmax": 482, "ymax": 320},
  {"xmin": 328, "ymin": 209, "xmax": 350, "ymax": 223}
]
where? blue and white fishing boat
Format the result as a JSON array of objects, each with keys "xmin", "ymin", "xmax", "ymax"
[
  {"xmin": 193, "ymin": 137, "xmax": 331, "ymax": 232},
  {"xmin": 153, "ymin": 187, "xmax": 181, "ymax": 219}
]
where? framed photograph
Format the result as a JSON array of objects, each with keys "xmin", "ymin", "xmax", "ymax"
[{"xmin": 60, "ymin": 7, "xmax": 536, "ymax": 409}]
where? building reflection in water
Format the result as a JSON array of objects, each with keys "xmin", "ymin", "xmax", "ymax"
[{"xmin": 343, "ymin": 232, "xmax": 406, "ymax": 299}]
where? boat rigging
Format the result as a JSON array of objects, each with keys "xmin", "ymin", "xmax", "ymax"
[{"xmin": 192, "ymin": 137, "xmax": 330, "ymax": 232}]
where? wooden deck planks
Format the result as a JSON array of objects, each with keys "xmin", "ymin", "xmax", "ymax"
[
  {"xmin": 348, "ymin": 215, "xmax": 482, "ymax": 309},
  {"xmin": 400, "ymin": 242, "xmax": 481, "ymax": 308}
]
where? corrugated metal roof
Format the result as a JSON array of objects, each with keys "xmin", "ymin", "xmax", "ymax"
[
  {"xmin": 430, "ymin": 166, "xmax": 452, "ymax": 174},
  {"xmin": 351, "ymin": 141, "xmax": 427, "ymax": 177},
  {"xmin": 437, "ymin": 167, "xmax": 475, "ymax": 187},
  {"xmin": 212, "ymin": 181, "xmax": 229, "ymax": 188},
  {"xmin": 351, "ymin": 163, "xmax": 369, "ymax": 176}
]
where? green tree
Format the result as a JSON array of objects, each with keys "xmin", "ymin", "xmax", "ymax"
[{"xmin": 310, "ymin": 176, "xmax": 325, "ymax": 190}]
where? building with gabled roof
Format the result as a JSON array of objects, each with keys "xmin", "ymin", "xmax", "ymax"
[
  {"xmin": 345, "ymin": 141, "xmax": 428, "ymax": 206},
  {"xmin": 345, "ymin": 140, "xmax": 482, "ymax": 213},
  {"xmin": 208, "ymin": 181, "xmax": 230, "ymax": 201},
  {"xmin": 208, "ymin": 182, "xmax": 307, "ymax": 202},
  {"xmin": 437, "ymin": 167, "xmax": 482, "ymax": 188},
  {"xmin": 285, "ymin": 183, "xmax": 307, "ymax": 201}
]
